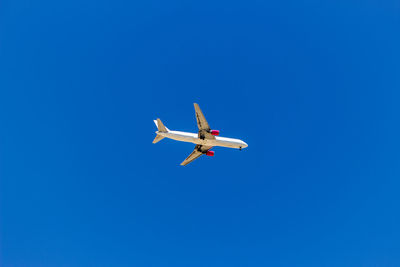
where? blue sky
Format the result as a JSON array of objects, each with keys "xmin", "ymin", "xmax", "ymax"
[{"xmin": 1, "ymin": 0, "xmax": 400, "ymax": 266}]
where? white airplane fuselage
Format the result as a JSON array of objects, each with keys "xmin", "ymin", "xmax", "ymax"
[{"xmin": 156, "ymin": 130, "xmax": 248, "ymax": 149}]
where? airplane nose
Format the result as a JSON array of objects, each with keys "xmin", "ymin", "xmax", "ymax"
[{"xmin": 243, "ymin": 141, "xmax": 248, "ymax": 148}]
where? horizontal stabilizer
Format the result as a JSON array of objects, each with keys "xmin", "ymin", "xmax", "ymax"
[{"xmin": 152, "ymin": 134, "xmax": 165, "ymax": 144}]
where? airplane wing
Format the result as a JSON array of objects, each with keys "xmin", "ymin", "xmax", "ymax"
[
  {"xmin": 194, "ymin": 103, "xmax": 215, "ymax": 140},
  {"xmin": 180, "ymin": 145, "xmax": 212, "ymax": 166},
  {"xmin": 194, "ymin": 103, "xmax": 210, "ymax": 131}
]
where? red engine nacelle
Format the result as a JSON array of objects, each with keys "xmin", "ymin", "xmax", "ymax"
[
  {"xmin": 210, "ymin": 130, "xmax": 220, "ymax": 136},
  {"xmin": 206, "ymin": 151, "xmax": 215, "ymax": 156}
]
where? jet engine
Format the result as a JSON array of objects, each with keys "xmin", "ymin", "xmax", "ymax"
[
  {"xmin": 210, "ymin": 130, "xmax": 220, "ymax": 136},
  {"xmin": 206, "ymin": 151, "xmax": 215, "ymax": 156}
]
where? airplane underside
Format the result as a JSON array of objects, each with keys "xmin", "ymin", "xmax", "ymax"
[{"xmin": 158, "ymin": 131, "xmax": 245, "ymax": 149}]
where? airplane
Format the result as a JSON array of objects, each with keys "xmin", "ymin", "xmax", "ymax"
[{"xmin": 153, "ymin": 103, "xmax": 248, "ymax": 165}]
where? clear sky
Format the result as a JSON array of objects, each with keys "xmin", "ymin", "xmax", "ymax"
[{"xmin": 1, "ymin": 0, "xmax": 400, "ymax": 266}]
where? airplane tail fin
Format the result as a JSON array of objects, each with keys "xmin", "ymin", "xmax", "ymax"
[
  {"xmin": 152, "ymin": 118, "xmax": 169, "ymax": 144},
  {"xmin": 153, "ymin": 118, "xmax": 169, "ymax": 132}
]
